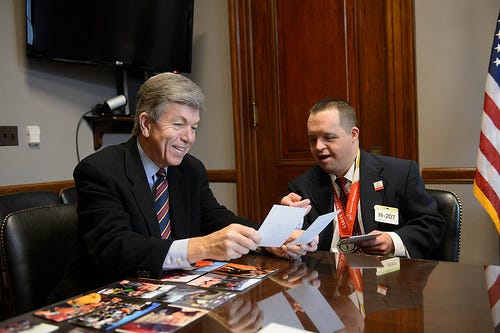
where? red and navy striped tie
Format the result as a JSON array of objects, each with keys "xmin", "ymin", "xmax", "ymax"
[{"xmin": 154, "ymin": 168, "xmax": 171, "ymax": 239}]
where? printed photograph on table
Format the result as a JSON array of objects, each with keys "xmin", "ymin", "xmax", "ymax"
[
  {"xmin": 34, "ymin": 292, "xmax": 122, "ymax": 323},
  {"xmin": 211, "ymin": 262, "xmax": 278, "ymax": 279},
  {"xmin": 160, "ymin": 269, "xmax": 205, "ymax": 283},
  {"xmin": 69, "ymin": 299, "xmax": 160, "ymax": 331},
  {"xmin": 159, "ymin": 285, "xmax": 237, "ymax": 309},
  {"xmin": 98, "ymin": 280, "xmax": 175, "ymax": 299},
  {"xmin": 187, "ymin": 273, "xmax": 261, "ymax": 291},
  {"xmin": 115, "ymin": 305, "xmax": 207, "ymax": 333},
  {"xmin": 0, "ymin": 320, "xmax": 58, "ymax": 333},
  {"xmin": 190, "ymin": 260, "xmax": 227, "ymax": 272}
]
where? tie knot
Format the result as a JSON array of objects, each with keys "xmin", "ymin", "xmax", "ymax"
[
  {"xmin": 336, "ymin": 176, "xmax": 348, "ymax": 188},
  {"xmin": 156, "ymin": 168, "xmax": 167, "ymax": 179}
]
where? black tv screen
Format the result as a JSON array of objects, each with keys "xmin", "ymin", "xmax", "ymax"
[{"xmin": 26, "ymin": 0, "xmax": 194, "ymax": 73}]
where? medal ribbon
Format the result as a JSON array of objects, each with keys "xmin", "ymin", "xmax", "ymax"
[{"xmin": 335, "ymin": 149, "xmax": 361, "ymax": 238}]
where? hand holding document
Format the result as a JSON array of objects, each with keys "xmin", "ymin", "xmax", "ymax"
[
  {"xmin": 337, "ymin": 233, "xmax": 382, "ymax": 253},
  {"xmin": 258, "ymin": 205, "xmax": 336, "ymax": 247},
  {"xmin": 258, "ymin": 205, "xmax": 307, "ymax": 247},
  {"xmin": 288, "ymin": 211, "xmax": 339, "ymax": 246}
]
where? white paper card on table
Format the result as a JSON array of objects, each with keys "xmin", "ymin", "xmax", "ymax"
[
  {"xmin": 287, "ymin": 284, "xmax": 345, "ymax": 333},
  {"xmin": 258, "ymin": 292, "xmax": 304, "ymax": 330},
  {"xmin": 288, "ymin": 211, "xmax": 339, "ymax": 245},
  {"xmin": 258, "ymin": 205, "xmax": 308, "ymax": 247},
  {"xmin": 258, "ymin": 322, "xmax": 314, "ymax": 333}
]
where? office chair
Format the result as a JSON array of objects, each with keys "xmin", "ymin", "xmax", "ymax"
[
  {"xmin": 426, "ymin": 188, "xmax": 462, "ymax": 262},
  {"xmin": 0, "ymin": 191, "xmax": 60, "ymax": 220},
  {"xmin": 59, "ymin": 186, "xmax": 78, "ymax": 204},
  {"xmin": 0, "ymin": 191, "xmax": 61, "ymax": 319},
  {"xmin": 0, "ymin": 204, "xmax": 77, "ymax": 317}
]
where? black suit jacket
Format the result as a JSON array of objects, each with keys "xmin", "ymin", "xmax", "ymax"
[
  {"xmin": 287, "ymin": 150, "xmax": 445, "ymax": 259},
  {"xmin": 52, "ymin": 137, "xmax": 255, "ymax": 299}
]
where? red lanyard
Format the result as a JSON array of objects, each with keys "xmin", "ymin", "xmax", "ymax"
[{"xmin": 334, "ymin": 180, "xmax": 360, "ymax": 238}]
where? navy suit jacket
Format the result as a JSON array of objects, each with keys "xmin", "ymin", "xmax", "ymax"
[
  {"xmin": 287, "ymin": 150, "xmax": 445, "ymax": 259},
  {"xmin": 53, "ymin": 136, "xmax": 255, "ymax": 299}
]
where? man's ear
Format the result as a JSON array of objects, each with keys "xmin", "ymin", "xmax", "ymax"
[
  {"xmin": 139, "ymin": 112, "xmax": 151, "ymax": 137},
  {"xmin": 351, "ymin": 126, "xmax": 360, "ymax": 141}
]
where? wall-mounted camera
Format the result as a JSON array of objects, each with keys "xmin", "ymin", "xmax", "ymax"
[{"xmin": 92, "ymin": 95, "xmax": 128, "ymax": 115}]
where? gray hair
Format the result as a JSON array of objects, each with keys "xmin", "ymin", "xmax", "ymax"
[
  {"xmin": 309, "ymin": 98, "xmax": 358, "ymax": 133},
  {"xmin": 132, "ymin": 72, "xmax": 206, "ymax": 136}
]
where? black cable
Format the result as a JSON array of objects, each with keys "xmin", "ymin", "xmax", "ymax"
[{"xmin": 76, "ymin": 110, "xmax": 94, "ymax": 163}]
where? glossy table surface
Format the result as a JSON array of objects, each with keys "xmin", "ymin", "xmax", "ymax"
[{"xmin": 0, "ymin": 252, "xmax": 495, "ymax": 332}]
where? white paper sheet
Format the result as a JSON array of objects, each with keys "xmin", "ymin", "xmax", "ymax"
[
  {"xmin": 288, "ymin": 211, "xmax": 339, "ymax": 245},
  {"xmin": 287, "ymin": 284, "xmax": 345, "ymax": 333},
  {"xmin": 258, "ymin": 205, "xmax": 307, "ymax": 247},
  {"xmin": 258, "ymin": 292, "xmax": 304, "ymax": 330}
]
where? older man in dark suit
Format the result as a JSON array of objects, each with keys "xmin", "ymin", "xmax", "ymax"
[
  {"xmin": 51, "ymin": 73, "xmax": 316, "ymax": 300},
  {"xmin": 281, "ymin": 98, "xmax": 445, "ymax": 259}
]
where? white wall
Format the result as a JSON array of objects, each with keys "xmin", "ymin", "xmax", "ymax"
[
  {"xmin": 1, "ymin": 0, "xmax": 498, "ymax": 264},
  {"xmin": 0, "ymin": 0, "xmax": 238, "ymax": 213},
  {"xmin": 415, "ymin": 0, "xmax": 499, "ymax": 264}
]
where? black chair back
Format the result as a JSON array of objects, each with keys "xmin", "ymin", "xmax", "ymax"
[
  {"xmin": 426, "ymin": 188, "xmax": 462, "ymax": 262},
  {"xmin": 0, "ymin": 191, "xmax": 59, "ymax": 220},
  {"xmin": 59, "ymin": 186, "xmax": 78, "ymax": 204},
  {"xmin": 0, "ymin": 204, "xmax": 77, "ymax": 317}
]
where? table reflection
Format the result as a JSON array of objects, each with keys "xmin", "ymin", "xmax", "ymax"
[
  {"xmin": 0, "ymin": 252, "xmax": 493, "ymax": 333},
  {"xmin": 230, "ymin": 252, "xmax": 440, "ymax": 332}
]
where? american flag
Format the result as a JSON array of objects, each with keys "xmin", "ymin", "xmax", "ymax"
[
  {"xmin": 474, "ymin": 11, "xmax": 500, "ymax": 234},
  {"xmin": 485, "ymin": 265, "xmax": 500, "ymax": 332}
]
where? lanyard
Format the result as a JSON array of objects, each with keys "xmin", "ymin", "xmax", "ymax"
[
  {"xmin": 337, "ymin": 253, "xmax": 365, "ymax": 317},
  {"xmin": 334, "ymin": 149, "xmax": 361, "ymax": 238}
]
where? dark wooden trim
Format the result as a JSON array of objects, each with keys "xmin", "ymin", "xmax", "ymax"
[
  {"xmin": 0, "ymin": 170, "xmax": 236, "ymax": 196},
  {"xmin": 0, "ymin": 180, "xmax": 75, "ymax": 195},
  {"xmin": 207, "ymin": 170, "xmax": 237, "ymax": 183},
  {"xmin": 422, "ymin": 167, "xmax": 475, "ymax": 184}
]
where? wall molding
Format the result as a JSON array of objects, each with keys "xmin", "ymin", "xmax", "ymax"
[
  {"xmin": 0, "ymin": 168, "xmax": 474, "ymax": 195},
  {"xmin": 0, "ymin": 170, "xmax": 237, "ymax": 195},
  {"xmin": 422, "ymin": 167, "xmax": 475, "ymax": 184}
]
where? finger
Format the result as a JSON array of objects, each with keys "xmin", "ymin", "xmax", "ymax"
[
  {"xmin": 287, "ymin": 193, "xmax": 302, "ymax": 202},
  {"xmin": 232, "ymin": 224, "xmax": 262, "ymax": 245},
  {"xmin": 225, "ymin": 225, "xmax": 260, "ymax": 251}
]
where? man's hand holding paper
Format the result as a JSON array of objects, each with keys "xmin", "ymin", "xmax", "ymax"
[{"xmin": 257, "ymin": 205, "xmax": 337, "ymax": 259}]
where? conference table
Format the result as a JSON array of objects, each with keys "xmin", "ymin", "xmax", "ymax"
[{"xmin": 0, "ymin": 251, "xmax": 495, "ymax": 332}]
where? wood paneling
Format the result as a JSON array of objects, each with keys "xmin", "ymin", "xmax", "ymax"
[
  {"xmin": 422, "ymin": 167, "xmax": 475, "ymax": 184},
  {"xmin": 229, "ymin": 0, "xmax": 418, "ymax": 222},
  {"xmin": 0, "ymin": 180, "xmax": 74, "ymax": 196},
  {"xmin": 0, "ymin": 171, "xmax": 236, "ymax": 196}
]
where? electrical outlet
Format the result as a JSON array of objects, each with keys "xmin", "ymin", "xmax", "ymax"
[{"xmin": 0, "ymin": 126, "xmax": 19, "ymax": 146}]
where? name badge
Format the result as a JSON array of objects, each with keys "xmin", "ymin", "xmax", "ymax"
[{"xmin": 374, "ymin": 205, "xmax": 399, "ymax": 225}]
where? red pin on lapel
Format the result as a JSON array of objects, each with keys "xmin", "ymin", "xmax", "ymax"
[{"xmin": 373, "ymin": 180, "xmax": 384, "ymax": 191}]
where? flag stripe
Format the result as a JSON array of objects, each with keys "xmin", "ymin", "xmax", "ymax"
[
  {"xmin": 484, "ymin": 89, "xmax": 500, "ymax": 130},
  {"xmin": 476, "ymin": 148, "xmax": 500, "ymax": 213},
  {"xmin": 479, "ymin": 132, "xmax": 500, "ymax": 176},
  {"xmin": 475, "ymin": 171, "xmax": 500, "ymax": 212},
  {"xmin": 484, "ymin": 265, "xmax": 500, "ymax": 330}
]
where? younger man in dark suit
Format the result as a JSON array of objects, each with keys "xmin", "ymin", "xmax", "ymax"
[{"xmin": 280, "ymin": 98, "xmax": 445, "ymax": 258}]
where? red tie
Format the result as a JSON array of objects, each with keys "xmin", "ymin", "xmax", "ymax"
[
  {"xmin": 335, "ymin": 177, "xmax": 361, "ymax": 235},
  {"xmin": 153, "ymin": 169, "xmax": 171, "ymax": 239}
]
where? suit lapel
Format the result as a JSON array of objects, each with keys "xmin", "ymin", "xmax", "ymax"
[
  {"xmin": 359, "ymin": 151, "xmax": 386, "ymax": 232},
  {"xmin": 124, "ymin": 137, "xmax": 159, "ymax": 237},
  {"xmin": 308, "ymin": 166, "xmax": 334, "ymax": 215}
]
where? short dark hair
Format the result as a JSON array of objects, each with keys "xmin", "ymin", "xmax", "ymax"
[{"xmin": 309, "ymin": 98, "xmax": 358, "ymax": 132}]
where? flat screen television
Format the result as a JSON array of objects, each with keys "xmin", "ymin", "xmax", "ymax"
[{"xmin": 26, "ymin": 0, "xmax": 194, "ymax": 73}]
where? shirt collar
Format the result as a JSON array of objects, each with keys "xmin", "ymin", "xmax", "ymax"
[{"xmin": 137, "ymin": 140, "xmax": 167, "ymax": 190}]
